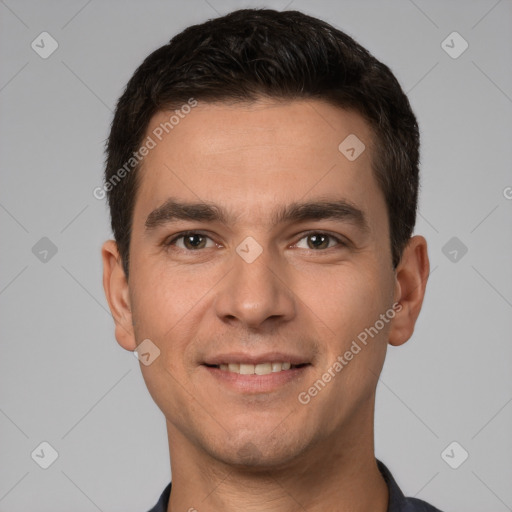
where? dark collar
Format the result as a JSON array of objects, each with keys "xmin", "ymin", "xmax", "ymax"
[{"xmin": 147, "ymin": 459, "xmax": 443, "ymax": 512}]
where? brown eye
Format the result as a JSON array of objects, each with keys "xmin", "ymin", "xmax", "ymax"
[
  {"xmin": 295, "ymin": 232, "xmax": 345, "ymax": 250},
  {"xmin": 165, "ymin": 232, "xmax": 215, "ymax": 251}
]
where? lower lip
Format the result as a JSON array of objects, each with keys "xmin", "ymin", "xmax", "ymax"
[{"xmin": 202, "ymin": 365, "xmax": 310, "ymax": 393}]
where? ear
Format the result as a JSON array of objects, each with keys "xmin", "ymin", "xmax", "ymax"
[
  {"xmin": 101, "ymin": 239, "xmax": 136, "ymax": 351},
  {"xmin": 388, "ymin": 235, "xmax": 430, "ymax": 347}
]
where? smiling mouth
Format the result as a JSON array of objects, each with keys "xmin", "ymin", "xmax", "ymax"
[{"xmin": 204, "ymin": 362, "xmax": 309, "ymax": 375}]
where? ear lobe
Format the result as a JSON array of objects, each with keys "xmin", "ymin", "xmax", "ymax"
[
  {"xmin": 101, "ymin": 239, "xmax": 136, "ymax": 351},
  {"xmin": 388, "ymin": 235, "xmax": 430, "ymax": 347}
]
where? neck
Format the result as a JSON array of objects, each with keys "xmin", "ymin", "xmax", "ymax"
[{"xmin": 165, "ymin": 410, "xmax": 388, "ymax": 512}]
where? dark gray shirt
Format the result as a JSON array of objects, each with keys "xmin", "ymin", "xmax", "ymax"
[{"xmin": 146, "ymin": 459, "xmax": 444, "ymax": 511}]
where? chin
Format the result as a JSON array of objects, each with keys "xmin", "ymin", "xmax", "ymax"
[{"xmin": 206, "ymin": 428, "xmax": 311, "ymax": 470}]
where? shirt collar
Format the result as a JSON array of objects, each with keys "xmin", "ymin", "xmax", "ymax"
[{"xmin": 148, "ymin": 458, "xmax": 431, "ymax": 512}]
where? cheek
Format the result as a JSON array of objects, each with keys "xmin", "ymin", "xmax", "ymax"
[
  {"xmin": 129, "ymin": 261, "xmax": 223, "ymax": 370},
  {"xmin": 302, "ymin": 266, "xmax": 391, "ymax": 412},
  {"xmin": 129, "ymin": 264, "xmax": 190, "ymax": 343},
  {"xmin": 293, "ymin": 262, "xmax": 390, "ymax": 345}
]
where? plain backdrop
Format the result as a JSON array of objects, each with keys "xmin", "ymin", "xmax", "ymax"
[{"xmin": 1, "ymin": 1, "xmax": 511, "ymax": 511}]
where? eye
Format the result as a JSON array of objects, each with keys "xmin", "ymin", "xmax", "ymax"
[
  {"xmin": 295, "ymin": 232, "xmax": 346, "ymax": 250},
  {"xmin": 164, "ymin": 231, "xmax": 217, "ymax": 251},
  {"xmin": 163, "ymin": 230, "xmax": 346, "ymax": 253}
]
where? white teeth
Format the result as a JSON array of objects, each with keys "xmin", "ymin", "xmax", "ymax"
[
  {"xmin": 217, "ymin": 362, "xmax": 296, "ymax": 374},
  {"xmin": 255, "ymin": 363, "xmax": 272, "ymax": 375},
  {"xmin": 239, "ymin": 363, "xmax": 254, "ymax": 375}
]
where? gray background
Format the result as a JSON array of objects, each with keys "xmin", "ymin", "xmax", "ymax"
[{"xmin": 1, "ymin": 0, "xmax": 511, "ymax": 511}]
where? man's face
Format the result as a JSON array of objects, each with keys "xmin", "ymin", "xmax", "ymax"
[{"xmin": 116, "ymin": 99, "xmax": 400, "ymax": 467}]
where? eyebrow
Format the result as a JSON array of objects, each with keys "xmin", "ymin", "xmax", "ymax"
[{"xmin": 144, "ymin": 197, "xmax": 371, "ymax": 234}]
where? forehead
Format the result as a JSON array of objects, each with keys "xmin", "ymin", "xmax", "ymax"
[{"xmin": 133, "ymin": 99, "xmax": 385, "ymax": 232}]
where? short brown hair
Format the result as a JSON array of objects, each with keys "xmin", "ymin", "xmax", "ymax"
[{"xmin": 104, "ymin": 8, "xmax": 420, "ymax": 277}]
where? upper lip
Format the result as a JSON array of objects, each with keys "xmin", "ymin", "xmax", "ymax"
[{"xmin": 203, "ymin": 352, "xmax": 310, "ymax": 366}]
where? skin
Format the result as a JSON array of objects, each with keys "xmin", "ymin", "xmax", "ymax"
[{"xmin": 102, "ymin": 98, "xmax": 429, "ymax": 512}]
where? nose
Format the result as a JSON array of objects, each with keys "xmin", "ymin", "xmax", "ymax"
[{"xmin": 213, "ymin": 243, "xmax": 296, "ymax": 330}]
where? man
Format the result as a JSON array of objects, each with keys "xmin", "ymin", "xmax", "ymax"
[{"xmin": 101, "ymin": 8, "xmax": 443, "ymax": 512}]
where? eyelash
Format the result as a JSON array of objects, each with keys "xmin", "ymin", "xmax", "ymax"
[{"xmin": 163, "ymin": 230, "xmax": 347, "ymax": 252}]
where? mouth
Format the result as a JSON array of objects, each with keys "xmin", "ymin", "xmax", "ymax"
[
  {"xmin": 201, "ymin": 353, "xmax": 312, "ymax": 393},
  {"xmin": 204, "ymin": 362, "xmax": 308, "ymax": 375}
]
